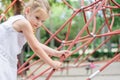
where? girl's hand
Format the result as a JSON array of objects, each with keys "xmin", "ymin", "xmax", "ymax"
[
  {"xmin": 52, "ymin": 61, "xmax": 62, "ymax": 70},
  {"xmin": 56, "ymin": 50, "xmax": 71, "ymax": 58}
]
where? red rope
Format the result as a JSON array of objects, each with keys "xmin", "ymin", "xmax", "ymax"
[
  {"xmin": 0, "ymin": 0, "xmax": 17, "ymax": 21},
  {"xmin": 15, "ymin": 0, "xmax": 120, "ymax": 79}
]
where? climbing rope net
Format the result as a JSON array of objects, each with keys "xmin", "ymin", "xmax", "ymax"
[{"xmin": 1, "ymin": 0, "xmax": 120, "ymax": 80}]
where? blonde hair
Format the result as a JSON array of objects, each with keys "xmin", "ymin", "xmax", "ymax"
[{"xmin": 24, "ymin": 0, "xmax": 50, "ymax": 16}]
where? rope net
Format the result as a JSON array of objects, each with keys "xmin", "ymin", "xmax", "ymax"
[{"xmin": 0, "ymin": 0, "xmax": 120, "ymax": 80}]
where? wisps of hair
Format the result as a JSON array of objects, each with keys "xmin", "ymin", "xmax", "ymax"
[{"xmin": 25, "ymin": 0, "xmax": 50, "ymax": 15}]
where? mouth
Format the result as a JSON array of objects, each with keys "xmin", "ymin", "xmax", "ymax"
[{"xmin": 34, "ymin": 24, "xmax": 38, "ymax": 28}]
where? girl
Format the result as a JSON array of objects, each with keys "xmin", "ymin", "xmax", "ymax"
[{"xmin": 0, "ymin": 0, "xmax": 69, "ymax": 80}]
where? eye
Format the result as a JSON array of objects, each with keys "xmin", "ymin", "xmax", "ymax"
[{"xmin": 35, "ymin": 16, "xmax": 39, "ymax": 20}]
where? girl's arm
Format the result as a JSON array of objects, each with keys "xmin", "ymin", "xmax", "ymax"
[
  {"xmin": 38, "ymin": 43, "xmax": 69, "ymax": 57},
  {"xmin": 39, "ymin": 43, "xmax": 59, "ymax": 56},
  {"xmin": 13, "ymin": 19, "xmax": 61, "ymax": 69}
]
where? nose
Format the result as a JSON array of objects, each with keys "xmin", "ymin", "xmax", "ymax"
[{"xmin": 37, "ymin": 21, "xmax": 42, "ymax": 26}]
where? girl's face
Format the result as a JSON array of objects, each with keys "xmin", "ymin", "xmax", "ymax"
[{"xmin": 25, "ymin": 7, "xmax": 49, "ymax": 29}]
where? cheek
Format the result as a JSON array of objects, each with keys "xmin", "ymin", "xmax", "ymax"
[
  {"xmin": 29, "ymin": 17, "xmax": 36, "ymax": 23},
  {"xmin": 28, "ymin": 18, "xmax": 35, "ymax": 26},
  {"xmin": 38, "ymin": 22, "xmax": 42, "ymax": 26},
  {"xmin": 30, "ymin": 16, "xmax": 34, "ymax": 21}
]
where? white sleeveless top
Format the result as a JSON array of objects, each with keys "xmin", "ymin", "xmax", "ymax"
[{"xmin": 0, "ymin": 15, "xmax": 27, "ymax": 80}]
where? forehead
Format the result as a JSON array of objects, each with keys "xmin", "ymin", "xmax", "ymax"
[{"xmin": 32, "ymin": 8, "xmax": 49, "ymax": 20}]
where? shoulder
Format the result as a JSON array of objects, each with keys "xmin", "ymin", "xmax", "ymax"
[
  {"xmin": 13, "ymin": 16, "xmax": 32, "ymax": 32},
  {"xmin": 13, "ymin": 15, "xmax": 30, "ymax": 27}
]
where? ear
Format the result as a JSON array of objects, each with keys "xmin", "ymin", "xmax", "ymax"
[{"xmin": 25, "ymin": 7, "xmax": 30, "ymax": 15}]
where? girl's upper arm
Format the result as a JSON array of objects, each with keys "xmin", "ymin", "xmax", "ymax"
[{"xmin": 18, "ymin": 19, "xmax": 40, "ymax": 51}]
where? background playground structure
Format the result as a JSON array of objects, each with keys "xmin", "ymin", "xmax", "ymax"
[{"xmin": 0, "ymin": 0, "xmax": 120, "ymax": 80}]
